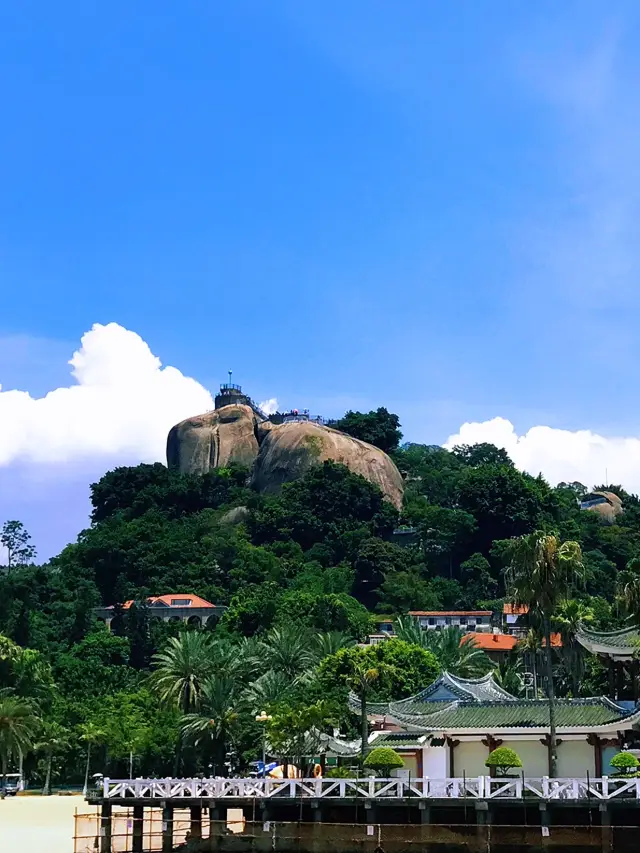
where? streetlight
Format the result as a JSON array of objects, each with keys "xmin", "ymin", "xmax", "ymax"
[{"xmin": 256, "ymin": 711, "xmax": 272, "ymax": 772}]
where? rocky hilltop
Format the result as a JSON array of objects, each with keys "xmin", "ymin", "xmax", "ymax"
[
  {"xmin": 166, "ymin": 403, "xmax": 260, "ymax": 473},
  {"xmin": 167, "ymin": 403, "xmax": 404, "ymax": 508}
]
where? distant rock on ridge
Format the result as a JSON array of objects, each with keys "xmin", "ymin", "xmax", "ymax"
[{"xmin": 167, "ymin": 403, "xmax": 404, "ymax": 508}]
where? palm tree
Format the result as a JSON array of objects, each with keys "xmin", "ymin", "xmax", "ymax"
[
  {"xmin": 518, "ymin": 629, "xmax": 542, "ymax": 696},
  {"xmin": 346, "ymin": 663, "xmax": 379, "ymax": 770},
  {"xmin": 149, "ymin": 632, "xmax": 216, "ymax": 774},
  {"xmin": 493, "ymin": 656, "xmax": 524, "ymax": 697},
  {"xmin": 313, "ymin": 631, "xmax": 355, "ymax": 659},
  {"xmin": 0, "ymin": 692, "xmax": 37, "ymax": 793},
  {"xmin": 35, "ymin": 721, "xmax": 70, "ymax": 795},
  {"xmin": 257, "ymin": 627, "xmax": 320, "ymax": 682},
  {"xmin": 79, "ymin": 722, "xmax": 105, "ymax": 796},
  {"xmin": 149, "ymin": 632, "xmax": 215, "ymax": 715},
  {"xmin": 394, "ymin": 618, "xmax": 493, "ymax": 678},
  {"xmin": 616, "ymin": 557, "xmax": 640, "ymax": 621},
  {"xmin": 181, "ymin": 676, "xmax": 244, "ymax": 776},
  {"xmin": 554, "ymin": 599, "xmax": 595, "ymax": 696},
  {"xmin": 243, "ymin": 670, "xmax": 296, "ymax": 709},
  {"xmin": 505, "ymin": 532, "xmax": 584, "ymax": 777}
]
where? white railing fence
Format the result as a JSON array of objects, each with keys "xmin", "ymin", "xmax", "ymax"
[{"xmin": 101, "ymin": 776, "xmax": 640, "ymax": 802}]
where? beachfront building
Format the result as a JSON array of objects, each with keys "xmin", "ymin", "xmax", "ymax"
[
  {"xmin": 337, "ymin": 671, "xmax": 640, "ymax": 778},
  {"xmin": 95, "ymin": 594, "xmax": 225, "ymax": 630}
]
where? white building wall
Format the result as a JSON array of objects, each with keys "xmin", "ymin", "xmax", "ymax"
[
  {"xmin": 557, "ymin": 739, "xmax": 595, "ymax": 778},
  {"xmin": 455, "ymin": 741, "xmax": 488, "ymax": 776},
  {"xmin": 500, "ymin": 739, "xmax": 548, "ymax": 777},
  {"xmin": 422, "ymin": 745, "xmax": 447, "ymax": 777}
]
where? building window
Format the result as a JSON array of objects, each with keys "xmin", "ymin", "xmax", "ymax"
[
  {"xmin": 460, "ymin": 617, "xmax": 467, "ymax": 625},
  {"xmin": 428, "ymin": 618, "xmax": 435, "ymax": 626},
  {"xmin": 170, "ymin": 599, "xmax": 192, "ymax": 607}
]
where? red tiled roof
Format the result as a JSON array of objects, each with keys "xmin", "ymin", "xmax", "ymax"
[{"xmin": 408, "ymin": 610, "xmax": 492, "ymax": 617}]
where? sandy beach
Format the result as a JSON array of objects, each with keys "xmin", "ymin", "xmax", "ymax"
[{"xmin": 0, "ymin": 795, "xmax": 93, "ymax": 853}]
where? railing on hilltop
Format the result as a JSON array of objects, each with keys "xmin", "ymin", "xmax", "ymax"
[{"xmin": 100, "ymin": 776, "xmax": 640, "ymax": 802}]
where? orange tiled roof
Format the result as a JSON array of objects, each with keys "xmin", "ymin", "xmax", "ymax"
[
  {"xmin": 463, "ymin": 632, "xmax": 518, "ymax": 651},
  {"xmin": 408, "ymin": 610, "xmax": 492, "ymax": 617},
  {"xmin": 463, "ymin": 631, "xmax": 563, "ymax": 650},
  {"xmin": 503, "ymin": 603, "xmax": 529, "ymax": 616},
  {"xmin": 121, "ymin": 594, "xmax": 216, "ymax": 610}
]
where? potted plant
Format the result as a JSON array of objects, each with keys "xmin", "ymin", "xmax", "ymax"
[
  {"xmin": 485, "ymin": 746, "xmax": 523, "ymax": 777},
  {"xmin": 363, "ymin": 747, "xmax": 404, "ymax": 777}
]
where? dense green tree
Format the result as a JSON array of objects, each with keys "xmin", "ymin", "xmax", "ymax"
[
  {"xmin": 352, "ymin": 538, "xmax": 412, "ymax": 608},
  {"xmin": 393, "ymin": 619, "xmax": 493, "ymax": 678},
  {"xmin": 249, "ymin": 462, "xmax": 398, "ymax": 553},
  {"xmin": 415, "ymin": 506, "xmax": 477, "ymax": 578},
  {"xmin": 456, "ymin": 466, "xmax": 559, "ymax": 554},
  {"xmin": 452, "ymin": 443, "xmax": 514, "ymax": 468},
  {"xmin": 331, "ymin": 408, "xmax": 402, "ymax": 453},
  {"xmin": 458, "ymin": 553, "xmax": 498, "ymax": 607},
  {"xmin": 90, "ymin": 463, "xmax": 251, "ymax": 523},
  {"xmin": 0, "ymin": 520, "xmax": 36, "ymax": 571},
  {"xmin": 318, "ymin": 639, "xmax": 440, "ymax": 702}
]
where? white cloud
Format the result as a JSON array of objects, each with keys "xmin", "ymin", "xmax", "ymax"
[
  {"xmin": 445, "ymin": 417, "xmax": 640, "ymax": 492},
  {"xmin": 0, "ymin": 323, "xmax": 213, "ymax": 467},
  {"xmin": 258, "ymin": 397, "xmax": 279, "ymax": 415}
]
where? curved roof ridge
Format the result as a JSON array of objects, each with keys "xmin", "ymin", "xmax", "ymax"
[
  {"xmin": 444, "ymin": 671, "xmax": 493, "ymax": 685},
  {"xmin": 577, "ymin": 624, "xmax": 638, "ymax": 638}
]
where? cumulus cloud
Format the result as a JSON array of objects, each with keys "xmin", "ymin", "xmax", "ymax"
[
  {"xmin": 0, "ymin": 323, "xmax": 214, "ymax": 467},
  {"xmin": 259, "ymin": 398, "xmax": 279, "ymax": 415},
  {"xmin": 445, "ymin": 417, "xmax": 640, "ymax": 492}
]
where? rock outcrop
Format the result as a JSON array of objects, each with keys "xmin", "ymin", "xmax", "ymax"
[
  {"xmin": 252, "ymin": 421, "xmax": 404, "ymax": 508},
  {"xmin": 167, "ymin": 406, "xmax": 404, "ymax": 508},
  {"xmin": 166, "ymin": 404, "xmax": 260, "ymax": 474}
]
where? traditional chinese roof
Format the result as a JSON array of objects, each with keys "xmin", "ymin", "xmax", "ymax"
[
  {"xmin": 350, "ymin": 671, "xmax": 515, "ymax": 718},
  {"xmin": 576, "ymin": 625, "xmax": 640, "ymax": 660},
  {"xmin": 394, "ymin": 696, "xmax": 639, "ymax": 732},
  {"xmin": 370, "ymin": 731, "xmax": 429, "ymax": 750}
]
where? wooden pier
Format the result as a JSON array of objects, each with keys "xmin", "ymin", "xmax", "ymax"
[{"xmin": 87, "ymin": 776, "xmax": 640, "ymax": 852}]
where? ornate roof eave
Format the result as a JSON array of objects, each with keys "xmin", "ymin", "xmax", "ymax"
[{"xmin": 576, "ymin": 625, "xmax": 640, "ymax": 659}]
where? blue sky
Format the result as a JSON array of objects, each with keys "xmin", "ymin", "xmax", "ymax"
[{"xmin": 2, "ymin": 1, "xmax": 640, "ymax": 559}]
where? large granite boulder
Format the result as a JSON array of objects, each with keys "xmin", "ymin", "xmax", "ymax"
[
  {"xmin": 166, "ymin": 404, "xmax": 260, "ymax": 474},
  {"xmin": 250, "ymin": 421, "xmax": 404, "ymax": 509}
]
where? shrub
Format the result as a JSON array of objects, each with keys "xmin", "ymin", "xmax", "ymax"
[
  {"xmin": 610, "ymin": 751, "xmax": 639, "ymax": 776},
  {"xmin": 485, "ymin": 746, "xmax": 523, "ymax": 777},
  {"xmin": 326, "ymin": 766, "xmax": 354, "ymax": 778},
  {"xmin": 363, "ymin": 746, "xmax": 404, "ymax": 777}
]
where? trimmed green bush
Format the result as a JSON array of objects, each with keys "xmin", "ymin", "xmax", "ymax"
[
  {"xmin": 610, "ymin": 751, "xmax": 639, "ymax": 776},
  {"xmin": 326, "ymin": 766, "xmax": 353, "ymax": 778},
  {"xmin": 363, "ymin": 746, "xmax": 404, "ymax": 777},
  {"xmin": 485, "ymin": 746, "xmax": 523, "ymax": 777}
]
